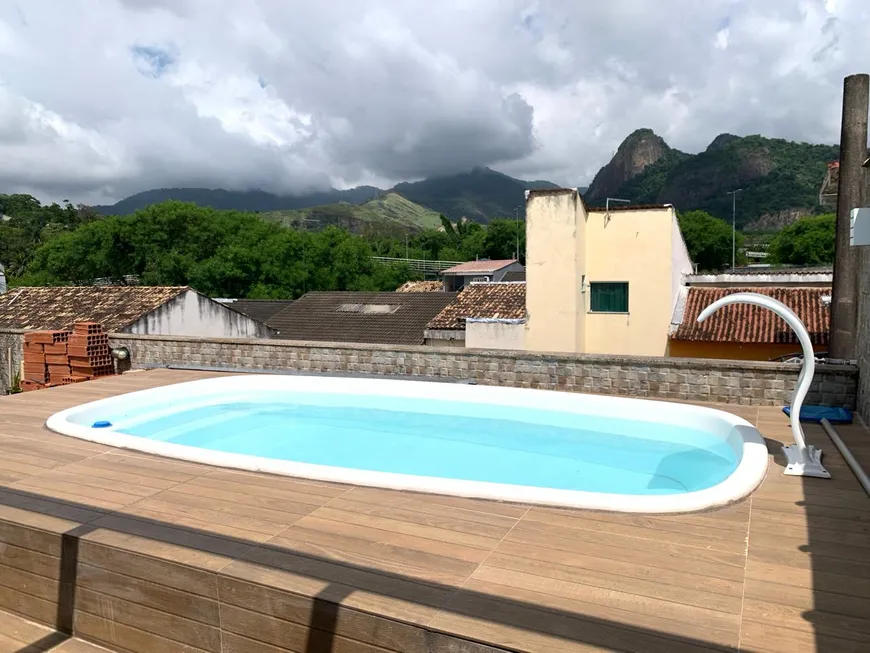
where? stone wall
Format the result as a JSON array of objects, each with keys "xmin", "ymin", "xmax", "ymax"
[
  {"xmin": 857, "ymin": 246, "xmax": 870, "ymax": 423},
  {"xmin": 104, "ymin": 332, "xmax": 859, "ymax": 407},
  {"xmin": 0, "ymin": 330, "xmax": 23, "ymax": 395}
]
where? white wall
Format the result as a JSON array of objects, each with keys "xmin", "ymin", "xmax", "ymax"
[
  {"xmin": 466, "ymin": 321, "xmax": 525, "ymax": 350},
  {"xmin": 670, "ymin": 211, "xmax": 695, "ymax": 317},
  {"xmin": 125, "ymin": 290, "xmax": 273, "ymax": 339}
]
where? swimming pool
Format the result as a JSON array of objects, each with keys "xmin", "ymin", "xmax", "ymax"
[{"xmin": 45, "ymin": 375, "xmax": 769, "ymax": 513}]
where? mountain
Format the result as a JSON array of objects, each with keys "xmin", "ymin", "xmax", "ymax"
[
  {"xmin": 393, "ymin": 167, "xmax": 560, "ymax": 222},
  {"xmin": 585, "ymin": 130, "xmax": 839, "ymax": 229},
  {"xmin": 260, "ymin": 192, "xmax": 442, "ymax": 235},
  {"xmin": 93, "ymin": 168, "xmax": 563, "ymax": 223},
  {"xmin": 93, "ymin": 186, "xmax": 383, "ymax": 216},
  {"xmin": 585, "ymin": 128, "xmax": 684, "ymax": 200}
]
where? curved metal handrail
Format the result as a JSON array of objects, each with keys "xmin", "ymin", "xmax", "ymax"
[{"xmin": 697, "ymin": 292, "xmax": 830, "ymax": 478}]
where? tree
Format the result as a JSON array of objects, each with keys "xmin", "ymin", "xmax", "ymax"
[
  {"xmin": 482, "ymin": 218, "xmax": 524, "ymax": 263},
  {"xmin": 21, "ymin": 201, "xmax": 421, "ymax": 298},
  {"xmin": 678, "ymin": 210, "xmax": 743, "ymax": 272},
  {"xmin": 768, "ymin": 214, "xmax": 836, "ymax": 265}
]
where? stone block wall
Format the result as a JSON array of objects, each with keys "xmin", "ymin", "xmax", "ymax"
[
  {"xmin": 0, "ymin": 331, "xmax": 23, "ymax": 395},
  {"xmin": 106, "ymin": 332, "xmax": 859, "ymax": 408}
]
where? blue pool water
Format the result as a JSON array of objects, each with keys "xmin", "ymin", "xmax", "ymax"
[{"xmin": 110, "ymin": 392, "xmax": 738, "ymax": 495}]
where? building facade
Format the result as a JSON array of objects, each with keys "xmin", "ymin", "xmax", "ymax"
[{"xmin": 523, "ymin": 190, "xmax": 694, "ymax": 356}]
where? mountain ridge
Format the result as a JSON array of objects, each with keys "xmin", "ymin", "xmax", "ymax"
[
  {"xmin": 93, "ymin": 132, "xmax": 839, "ymax": 229},
  {"xmin": 93, "ymin": 167, "xmax": 562, "ymax": 222},
  {"xmin": 585, "ymin": 130, "xmax": 838, "ymax": 228}
]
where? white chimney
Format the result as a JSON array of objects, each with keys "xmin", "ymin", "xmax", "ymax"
[{"xmin": 0, "ymin": 263, "xmax": 6, "ymax": 295}]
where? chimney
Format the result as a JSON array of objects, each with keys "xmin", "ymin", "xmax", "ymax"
[{"xmin": 0, "ymin": 263, "xmax": 6, "ymax": 295}]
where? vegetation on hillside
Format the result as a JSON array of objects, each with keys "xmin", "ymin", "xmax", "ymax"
[
  {"xmin": 94, "ymin": 168, "xmax": 561, "ymax": 223},
  {"xmin": 261, "ymin": 193, "xmax": 442, "ymax": 235},
  {"xmin": 0, "ymin": 194, "xmax": 100, "ymax": 277},
  {"xmin": 678, "ymin": 210, "xmax": 745, "ymax": 272},
  {"xmin": 591, "ymin": 133, "xmax": 838, "ymax": 228},
  {"xmin": 3, "ymin": 196, "xmax": 529, "ymax": 298},
  {"xmin": 768, "ymin": 214, "xmax": 836, "ymax": 266}
]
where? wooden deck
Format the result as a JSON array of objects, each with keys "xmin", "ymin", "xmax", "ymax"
[{"xmin": 0, "ymin": 369, "xmax": 868, "ymax": 653}]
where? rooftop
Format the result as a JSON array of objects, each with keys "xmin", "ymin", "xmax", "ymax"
[
  {"xmin": 395, "ymin": 280, "xmax": 444, "ymax": 292},
  {"xmin": 0, "ymin": 285, "xmax": 188, "ymax": 332},
  {"xmin": 214, "ymin": 298, "xmax": 294, "ymax": 324},
  {"xmin": 268, "ymin": 291, "xmax": 458, "ymax": 345},
  {"xmin": 670, "ymin": 286, "xmax": 831, "ymax": 344},
  {"xmin": 440, "ymin": 259, "xmax": 519, "ymax": 275},
  {"xmin": 0, "ymin": 369, "xmax": 867, "ymax": 653},
  {"xmin": 588, "ymin": 203, "xmax": 674, "ymax": 212},
  {"xmin": 427, "ymin": 281, "xmax": 526, "ymax": 330}
]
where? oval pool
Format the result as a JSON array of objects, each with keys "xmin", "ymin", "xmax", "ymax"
[{"xmin": 45, "ymin": 375, "xmax": 768, "ymax": 513}]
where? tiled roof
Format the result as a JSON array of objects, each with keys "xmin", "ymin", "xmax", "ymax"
[
  {"xmin": 670, "ymin": 287, "xmax": 831, "ymax": 345},
  {"xmin": 223, "ymin": 299, "xmax": 294, "ymax": 324},
  {"xmin": 440, "ymin": 260, "xmax": 518, "ymax": 275},
  {"xmin": 0, "ymin": 286, "xmax": 188, "ymax": 332},
  {"xmin": 268, "ymin": 291, "xmax": 458, "ymax": 345},
  {"xmin": 720, "ymin": 266, "xmax": 833, "ymax": 276},
  {"xmin": 396, "ymin": 280, "xmax": 444, "ymax": 292},
  {"xmin": 427, "ymin": 282, "xmax": 526, "ymax": 330}
]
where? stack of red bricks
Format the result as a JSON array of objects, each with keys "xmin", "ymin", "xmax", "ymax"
[
  {"xmin": 20, "ymin": 322, "xmax": 116, "ymax": 392},
  {"xmin": 22, "ymin": 330, "xmax": 71, "ymax": 391},
  {"xmin": 67, "ymin": 322, "xmax": 115, "ymax": 381}
]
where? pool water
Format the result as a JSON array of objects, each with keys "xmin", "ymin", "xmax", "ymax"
[{"xmin": 112, "ymin": 392, "xmax": 738, "ymax": 495}]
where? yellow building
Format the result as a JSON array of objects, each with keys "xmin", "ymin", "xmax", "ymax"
[{"xmin": 524, "ymin": 189, "xmax": 694, "ymax": 356}]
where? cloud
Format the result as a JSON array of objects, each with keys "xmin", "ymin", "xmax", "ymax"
[{"xmin": 0, "ymin": 0, "xmax": 867, "ymax": 204}]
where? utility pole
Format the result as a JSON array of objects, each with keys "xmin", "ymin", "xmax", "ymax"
[
  {"xmin": 830, "ymin": 73, "xmax": 869, "ymax": 361},
  {"xmin": 727, "ymin": 189, "xmax": 742, "ymax": 270}
]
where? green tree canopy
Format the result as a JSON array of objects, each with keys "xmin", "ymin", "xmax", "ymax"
[
  {"xmin": 678, "ymin": 210, "xmax": 743, "ymax": 272},
  {"xmin": 20, "ymin": 201, "xmax": 420, "ymax": 298},
  {"xmin": 768, "ymin": 214, "xmax": 836, "ymax": 265}
]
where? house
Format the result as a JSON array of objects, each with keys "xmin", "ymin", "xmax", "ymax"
[
  {"xmin": 439, "ymin": 259, "xmax": 523, "ymax": 291},
  {"xmin": 819, "ymin": 161, "xmax": 840, "ymax": 207},
  {"xmin": 425, "ymin": 282, "xmax": 526, "ymax": 349},
  {"xmin": 213, "ymin": 298, "xmax": 295, "ymax": 324},
  {"xmin": 687, "ymin": 267, "xmax": 833, "ymax": 288},
  {"xmin": 523, "ymin": 190, "xmax": 694, "ymax": 356},
  {"xmin": 668, "ymin": 286, "xmax": 830, "ymax": 361},
  {"xmin": 0, "ymin": 286, "xmax": 273, "ymax": 338},
  {"xmin": 267, "ymin": 291, "xmax": 458, "ymax": 345}
]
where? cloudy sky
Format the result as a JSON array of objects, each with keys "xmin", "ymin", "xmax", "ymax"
[{"xmin": 0, "ymin": 0, "xmax": 866, "ymax": 205}]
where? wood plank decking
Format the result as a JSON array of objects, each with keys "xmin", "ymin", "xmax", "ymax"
[{"xmin": 0, "ymin": 369, "xmax": 868, "ymax": 653}]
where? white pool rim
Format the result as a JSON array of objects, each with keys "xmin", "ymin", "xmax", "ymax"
[{"xmin": 45, "ymin": 374, "xmax": 770, "ymax": 514}]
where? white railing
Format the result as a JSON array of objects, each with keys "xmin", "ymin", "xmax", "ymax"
[{"xmin": 697, "ymin": 292, "xmax": 830, "ymax": 478}]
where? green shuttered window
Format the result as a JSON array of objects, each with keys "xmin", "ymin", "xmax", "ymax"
[{"xmin": 590, "ymin": 282, "xmax": 629, "ymax": 313}]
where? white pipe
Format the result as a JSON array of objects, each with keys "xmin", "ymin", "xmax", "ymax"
[
  {"xmin": 697, "ymin": 292, "xmax": 814, "ymax": 459},
  {"xmin": 820, "ymin": 418, "xmax": 870, "ymax": 496}
]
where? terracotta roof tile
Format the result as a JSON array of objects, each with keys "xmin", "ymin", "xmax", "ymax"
[
  {"xmin": 0, "ymin": 286, "xmax": 188, "ymax": 332},
  {"xmin": 440, "ymin": 260, "xmax": 518, "ymax": 275},
  {"xmin": 396, "ymin": 280, "xmax": 444, "ymax": 292},
  {"xmin": 269, "ymin": 291, "xmax": 458, "ymax": 345},
  {"xmin": 671, "ymin": 287, "xmax": 831, "ymax": 345},
  {"xmin": 427, "ymin": 282, "xmax": 526, "ymax": 330}
]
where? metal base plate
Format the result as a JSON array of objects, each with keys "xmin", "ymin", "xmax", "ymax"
[{"xmin": 783, "ymin": 444, "xmax": 831, "ymax": 479}]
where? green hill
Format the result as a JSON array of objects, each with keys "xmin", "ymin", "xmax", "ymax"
[
  {"xmin": 392, "ymin": 167, "xmax": 560, "ymax": 222},
  {"xmin": 93, "ymin": 168, "xmax": 563, "ymax": 223},
  {"xmin": 260, "ymin": 192, "xmax": 442, "ymax": 234},
  {"xmin": 585, "ymin": 131, "xmax": 838, "ymax": 228}
]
